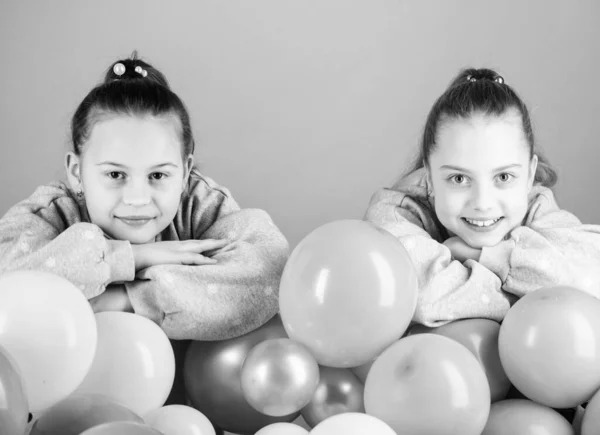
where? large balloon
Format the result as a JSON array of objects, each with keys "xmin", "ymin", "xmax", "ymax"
[
  {"xmin": 29, "ymin": 393, "xmax": 142, "ymax": 435},
  {"xmin": 241, "ymin": 338, "xmax": 319, "ymax": 416},
  {"xmin": 499, "ymin": 286, "xmax": 600, "ymax": 408},
  {"xmin": 310, "ymin": 412, "xmax": 397, "ymax": 435},
  {"xmin": 183, "ymin": 315, "xmax": 299, "ymax": 434},
  {"xmin": 80, "ymin": 422, "xmax": 163, "ymax": 435},
  {"xmin": 254, "ymin": 423, "xmax": 309, "ymax": 435},
  {"xmin": 364, "ymin": 334, "xmax": 490, "ymax": 435},
  {"xmin": 0, "ymin": 343, "xmax": 28, "ymax": 435},
  {"xmin": 144, "ymin": 405, "xmax": 215, "ymax": 435},
  {"xmin": 74, "ymin": 312, "xmax": 175, "ymax": 415},
  {"xmin": 409, "ymin": 319, "xmax": 510, "ymax": 402},
  {"xmin": 0, "ymin": 270, "xmax": 97, "ymax": 412},
  {"xmin": 481, "ymin": 399, "xmax": 573, "ymax": 435},
  {"xmin": 279, "ymin": 220, "xmax": 418, "ymax": 368},
  {"xmin": 301, "ymin": 366, "xmax": 364, "ymax": 428}
]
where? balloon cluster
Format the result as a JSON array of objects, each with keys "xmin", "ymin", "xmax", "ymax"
[
  {"xmin": 185, "ymin": 220, "xmax": 600, "ymax": 434},
  {"xmin": 0, "ymin": 270, "xmax": 215, "ymax": 435},
  {"xmin": 4, "ymin": 219, "xmax": 600, "ymax": 435}
]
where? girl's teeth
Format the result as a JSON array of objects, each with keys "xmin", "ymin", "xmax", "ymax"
[{"xmin": 465, "ymin": 218, "xmax": 500, "ymax": 227}]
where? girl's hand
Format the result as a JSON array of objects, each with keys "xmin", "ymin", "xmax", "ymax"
[
  {"xmin": 443, "ymin": 236, "xmax": 482, "ymax": 263},
  {"xmin": 132, "ymin": 239, "xmax": 230, "ymax": 271},
  {"xmin": 89, "ymin": 284, "xmax": 133, "ymax": 313}
]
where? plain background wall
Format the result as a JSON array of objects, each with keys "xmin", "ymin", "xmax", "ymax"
[{"xmin": 1, "ymin": 0, "xmax": 599, "ymax": 249}]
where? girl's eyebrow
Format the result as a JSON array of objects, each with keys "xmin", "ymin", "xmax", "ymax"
[
  {"xmin": 439, "ymin": 164, "xmax": 522, "ymax": 173},
  {"xmin": 96, "ymin": 162, "xmax": 179, "ymax": 169}
]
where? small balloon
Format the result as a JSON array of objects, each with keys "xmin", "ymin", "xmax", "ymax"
[
  {"xmin": 184, "ymin": 315, "xmax": 299, "ymax": 435},
  {"xmin": 241, "ymin": 338, "xmax": 319, "ymax": 417},
  {"xmin": 310, "ymin": 412, "xmax": 397, "ymax": 435},
  {"xmin": 279, "ymin": 220, "xmax": 418, "ymax": 368},
  {"xmin": 144, "ymin": 405, "xmax": 215, "ymax": 435},
  {"xmin": 254, "ymin": 422, "xmax": 309, "ymax": 435},
  {"xmin": 29, "ymin": 394, "xmax": 142, "ymax": 435},
  {"xmin": 301, "ymin": 366, "xmax": 364, "ymax": 428},
  {"xmin": 80, "ymin": 422, "xmax": 163, "ymax": 435},
  {"xmin": 0, "ymin": 270, "xmax": 97, "ymax": 413},
  {"xmin": 364, "ymin": 334, "xmax": 490, "ymax": 435},
  {"xmin": 0, "ymin": 343, "xmax": 28, "ymax": 435},
  {"xmin": 481, "ymin": 399, "xmax": 573, "ymax": 435},
  {"xmin": 74, "ymin": 312, "xmax": 175, "ymax": 416},
  {"xmin": 499, "ymin": 286, "xmax": 600, "ymax": 408}
]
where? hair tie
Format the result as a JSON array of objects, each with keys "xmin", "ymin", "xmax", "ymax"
[
  {"xmin": 494, "ymin": 75, "xmax": 505, "ymax": 84},
  {"xmin": 134, "ymin": 65, "xmax": 148, "ymax": 78},
  {"xmin": 113, "ymin": 63, "xmax": 126, "ymax": 76}
]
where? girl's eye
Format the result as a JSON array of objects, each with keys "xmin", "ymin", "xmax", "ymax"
[
  {"xmin": 150, "ymin": 172, "xmax": 166, "ymax": 180},
  {"xmin": 497, "ymin": 173, "xmax": 514, "ymax": 183},
  {"xmin": 450, "ymin": 174, "xmax": 467, "ymax": 184},
  {"xmin": 108, "ymin": 171, "xmax": 124, "ymax": 180}
]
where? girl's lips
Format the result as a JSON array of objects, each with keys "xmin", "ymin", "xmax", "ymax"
[
  {"xmin": 462, "ymin": 217, "xmax": 503, "ymax": 232},
  {"xmin": 118, "ymin": 216, "xmax": 154, "ymax": 226}
]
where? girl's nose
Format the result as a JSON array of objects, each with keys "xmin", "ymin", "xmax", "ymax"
[
  {"xmin": 122, "ymin": 180, "xmax": 151, "ymax": 206},
  {"xmin": 471, "ymin": 184, "xmax": 494, "ymax": 212}
]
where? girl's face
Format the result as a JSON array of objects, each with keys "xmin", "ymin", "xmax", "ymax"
[
  {"xmin": 67, "ymin": 115, "xmax": 192, "ymax": 244},
  {"xmin": 427, "ymin": 112, "xmax": 538, "ymax": 249}
]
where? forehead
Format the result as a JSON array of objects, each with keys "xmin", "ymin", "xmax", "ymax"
[
  {"xmin": 431, "ymin": 112, "xmax": 529, "ymax": 171},
  {"xmin": 84, "ymin": 115, "xmax": 183, "ymax": 165}
]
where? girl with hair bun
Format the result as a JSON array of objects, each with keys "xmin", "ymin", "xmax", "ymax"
[{"xmin": 365, "ymin": 67, "xmax": 600, "ymax": 326}]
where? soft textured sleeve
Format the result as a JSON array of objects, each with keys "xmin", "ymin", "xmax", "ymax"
[
  {"xmin": 0, "ymin": 183, "xmax": 135, "ymax": 298},
  {"xmin": 479, "ymin": 187, "xmax": 600, "ymax": 298},
  {"xmin": 124, "ymin": 173, "xmax": 289, "ymax": 341},
  {"xmin": 364, "ymin": 188, "xmax": 514, "ymax": 327}
]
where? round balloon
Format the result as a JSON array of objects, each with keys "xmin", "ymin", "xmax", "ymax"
[
  {"xmin": 364, "ymin": 334, "xmax": 490, "ymax": 435},
  {"xmin": 254, "ymin": 423, "xmax": 308, "ymax": 435},
  {"xmin": 310, "ymin": 412, "xmax": 396, "ymax": 435},
  {"xmin": 0, "ymin": 343, "xmax": 28, "ymax": 435},
  {"xmin": 499, "ymin": 286, "xmax": 600, "ymax": 408},
  {"xmin": 29, "ymin": 393, "xmax": 142, "ymax": 435},
  {"xmin": 581, "ymin": 387, "xmax": 600, "ymax": 435},
  {"xmin": 481, "ymin": 399, "xmax": 573, "ymax": 435},
  {"xmin": 144, "ymin": 405, "xmax": 215, "ymax": 435},
  {"xmin": 74, "ymin": 312, "xmax": 175, "ymax": 415},
  {"xmin": 410, "ymin": 319, "xmax": 510, "ymax": 402},
  {"xmin": 241, "ymin": 338, "xmax": 319, "ymax": 416},
  {"xmin": 0, "ymin": 270, "xmax": 97, "ymax": 413},
  {"xmin": 279, "ymin": 220, "xmax": 418, "ymax": 368},
  {"xmin": 301, "ymin": 366, "xmax": 364, "ymax": 428},
  {"xmin": 80, "ymin": 422, "xmax": 163, "ymax": 435},
  {"xmin": 183, "ymin": 315, "xmax": 299, "ymax": 434}
]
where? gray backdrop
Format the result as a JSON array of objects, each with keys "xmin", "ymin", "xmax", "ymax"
[{"xmin": 1, "ymin": 0, "xmax": 599, "ymax": 249}]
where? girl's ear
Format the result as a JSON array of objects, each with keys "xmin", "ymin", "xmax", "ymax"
[
  {"xmin": 183, "ymin": 154, "xmax": 194, "ymax": 188},
  {"xmin": 65, "ymin": 152, "xmax": 82, "ymax": 192},
  {"xmin": 528, "ymin": 154, "xmax": 539, "ymax": 190},
  {"xmin": 424, "ymin": 164, "xmax": 434, "ymax": 197}
]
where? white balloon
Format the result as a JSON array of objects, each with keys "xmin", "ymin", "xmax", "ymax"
[
  {"xmin": 74, "ymin": 312, "xmax": 175, "ymax": 415},
  {"xmin": 310, "ymin": 413, "xmax": 397, "ymax": 435},
  {"xmin": 256, "ymin": 422, "xmax": 309, "ymax": 435},
  {"xmin": 0, "ymin": 270, "xmax": 97, "ymax": 413},
  {"xmin": 144, "ymin": 405, "xmax": 216, "ymax": 435}
]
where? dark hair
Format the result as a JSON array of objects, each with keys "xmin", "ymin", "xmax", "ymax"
[
  {"xmin": 404, "ymin": 68, "xmax": 557, "ymax": 188},
  {"xmin": 71, "ymin": 51, "xmax": 194, "ymax": 160}
]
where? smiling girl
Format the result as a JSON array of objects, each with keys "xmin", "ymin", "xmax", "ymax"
[
  {"xmin": 365, "ymin": 68, "xmax": 600, "ymax": 327},
  {"xmin": 0, "ymin": 53, "xmax": 289, "ymax": 341}
]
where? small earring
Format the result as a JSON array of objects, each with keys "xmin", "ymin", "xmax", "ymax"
[{"xmin": 76, "ymin": 189, "xmax": 84, "ymax": 199}]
